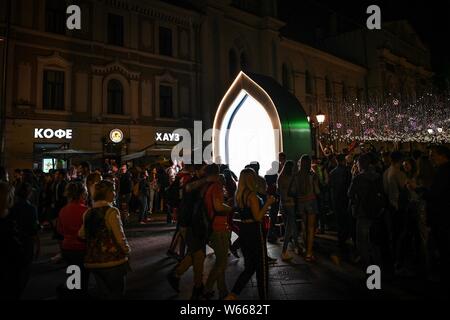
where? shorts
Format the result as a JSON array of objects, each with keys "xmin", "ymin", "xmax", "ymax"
[{"xmin": 298, "ymin": 200, "xmax": 319, "ymax": 216}]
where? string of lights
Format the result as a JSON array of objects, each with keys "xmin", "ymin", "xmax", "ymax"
[{"xmin": 322, "ymin": 91, "xmax": 450, "ymax": 144}]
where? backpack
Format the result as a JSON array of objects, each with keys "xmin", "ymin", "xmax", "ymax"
[{"xmin": 191, "ymin": 183, "xmax": 214, "ymax": 242}]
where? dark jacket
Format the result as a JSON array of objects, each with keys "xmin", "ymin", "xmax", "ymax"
[
  {"xmin": 8, "ymin": 199, "xmax": 39, "ymax": 263},
  {"xmin": 348, "ymin": 170, "xmax": 383, "ymax": 218},
  {"xmin": 139, "ymin": 178, "xmax": 150, "ymax": 195},
  {"xmin": 52, "ymin": 179, "xmax": 67, "ymax": 212},
  {"xmin": 119, "ymin": 172, "xmax": 132, "ymax": 195},
  {"xmin": 329, "ymin": 164, "xmax": 352, "ymax": 210}
]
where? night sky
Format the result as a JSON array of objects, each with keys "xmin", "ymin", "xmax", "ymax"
[{"xmin": 278, "ymin": 0, "xmax": 450, "ymax": 86}]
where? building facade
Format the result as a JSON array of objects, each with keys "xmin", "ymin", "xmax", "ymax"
[
  {"xmin": 1, "ymin": 0, "xmax": 366, "ymax": 170},
  {"xmin": 322, "ymin": 20, "xmax": 433, "ymax": 100}
]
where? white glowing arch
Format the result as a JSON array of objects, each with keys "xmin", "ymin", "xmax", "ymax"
[{"xmin": 213, "ymin": 72, "xmax": 283, "ymax": 175}]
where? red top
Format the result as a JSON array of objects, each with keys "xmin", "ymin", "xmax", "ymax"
[
  {"xmin": 204, "ymin": 183, "xmax": 220, "ymax": 216},
  {"xmin": 205, "ymin": 182, "xmax": 229, "ymax": 232},
  {"xmin": 57, "ymin": 200, "xmax": 88, "ymax": 251},
  {"xmin": 177, "ymin": 172, "xmax": 192, "ymax": 188}
]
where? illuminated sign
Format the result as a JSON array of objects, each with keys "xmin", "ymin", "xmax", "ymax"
[
  {"xmin": 110, "ymin": 129, "xmax": 124, "ymax": 143},
  {"xmin": 156, "ymin": 132, "xmax": 180, "ymax": 142},
  {"xmin": 34, "ymin": 129, "xmax": 73, "ymax": 139}
]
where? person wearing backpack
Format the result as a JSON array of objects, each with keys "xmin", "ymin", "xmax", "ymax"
[
  {"xmin": 167, "ymin": 163, "xmax": 216, "ymax": 299},
  {"xmin": 348, "ymin": 153, "xmax": 385, "ymax": 268},
  {"xmin": 79, "ymin": 180, "xmax": 131, "ymax": 299},
  {"xmin": 167, "ymin": 166, "xmax": 190, "ymax": 260},
  {"xmin": 203, "ymin": 164, "xmax": 234, "ymax": 300}
]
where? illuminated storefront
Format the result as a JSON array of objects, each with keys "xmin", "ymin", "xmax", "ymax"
[
  {"xmin": 4, "ymin": 119, "xmax": 182, "ymax": 171},
  {"xmin": 213, "ymin": 72, "xmax": 312, "ymax": 174}
]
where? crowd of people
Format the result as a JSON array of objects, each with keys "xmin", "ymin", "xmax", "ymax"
[
  {"xmin": 0, "ymin": 159, "xmax": 179, "ymax": 299},
  {"xmin": 0, "ymin": 143, "xmax": 449, "ymax": 300}
]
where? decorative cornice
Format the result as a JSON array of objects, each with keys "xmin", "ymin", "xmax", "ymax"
[
  {"xmin": 156, "ymin": 70, "xmax": 178, "ymax": 83},
  {"xmin": 101, "ymin": 0, "xmax": 201, "ymax": 28},
  {"xmin": 37, "ymin": 52, "xmax": 73, "ymax": 68},
  {"xmin": 92, "ymin": 61, "xmax": 141, "ymax": 80}
]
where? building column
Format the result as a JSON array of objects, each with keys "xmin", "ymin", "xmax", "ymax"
[
  {"xmin": 130, "ymin": 79, "xmax": 139, "ymax": 120},
  {"xmin": 92, "ymin": 74, "xmax": 103, "ymax": 118}
]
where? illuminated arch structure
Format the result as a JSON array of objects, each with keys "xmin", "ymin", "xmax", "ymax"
[{"xmin": 213, "ymin": 71, "xmax": 312, "ymax": 175}]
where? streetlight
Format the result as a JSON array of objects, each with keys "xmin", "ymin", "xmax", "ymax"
[
  {"xmin": 315, "ymin": 111, "xmax": 325, "ymax": 156},
  {"xmin": 316, "ymin": 111, "xmax": 326, "ymax": 125}
]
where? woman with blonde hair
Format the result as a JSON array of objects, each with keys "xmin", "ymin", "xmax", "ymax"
[
  {"xmin": 79, "ymin": 180, "xmax": 130, "ymax": 299},
  {"xmin": 226, "ymin": 168, "xmax": 276, "ymax": 300}
]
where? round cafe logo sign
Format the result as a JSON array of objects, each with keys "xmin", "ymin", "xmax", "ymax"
[{"xmin": 110, "ymin": 129, "xmax": 124, "ymax": 143}]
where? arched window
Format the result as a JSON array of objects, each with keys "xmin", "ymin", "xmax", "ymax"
[
  {"xmin": 107, "ymin": 79, "xmax": 124, "ymax": 115},
  {"xmin": 229, "ymin": 50, "xmax": 238, "ymax": 79},
  {"xmin": 325, "ymin": 77, "xmax": 332, "ymax": 99},
  {"xmin": 305, "ymin": 70, "xmax": 312, "ymax": 95}
]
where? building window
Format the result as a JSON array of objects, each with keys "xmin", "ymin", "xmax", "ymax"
[
  {"xmin": 107, "ymin": 80, "xmax": 124, "ymax": 115},
  {"xmin": 160, "ymin": 85, "xmax": 174, "ymax": 118},
  {"xmin": 305, "ymin": 70, "xmax": 312, "ymax": 95},
  {"xmin": 159, "ymin": 27, "xmax": 173, "ymax": 56},
  {"xmin": 43, "ymin": 70, "xmax": 65, "ymax": 110},
  {"xmin": 385, "ymin": 62, "xmax": 396, "ymax": 73},
  {"xmin": 108, "ymin": 14, "xmax": 124, "ymax": 46},
  {"xmin": 325, "ymin": 77, "xmax": 332, "ymax": 99},
  {"xmin": 45, "ymin": 0, "xmax": 66, "ymax": 35},
  {"xmin": 229, "ymin": 50, "xmax": 238, "ymax": 79},
  {"xmin": 282, "ymin": 64, "xmax": 292, "ymax": 92}
]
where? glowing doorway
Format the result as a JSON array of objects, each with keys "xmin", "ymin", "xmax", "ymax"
[
  {"xmin": 216, "ymin": 90, "xmax": 281, "ymax": 175},
  {"xmin": 213, "ymin": 71, "xmax": 312, "ymax": 177}
]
